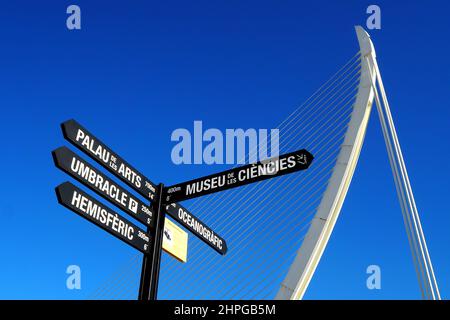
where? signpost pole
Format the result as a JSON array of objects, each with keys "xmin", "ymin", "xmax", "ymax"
[
  {"xmin": 138, "ymin": 183, "xmax": 165, "ymax": 300},
  {"xmin": 149, "ymin": 183, "xmax": 165, "ymax": 300},
  {"xmin": 138, "ymin": 249, "xmax": 152, "ymax": 300}
]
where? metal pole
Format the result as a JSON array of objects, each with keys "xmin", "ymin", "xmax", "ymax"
[
  {"xmin": 149, "ymin": 183, "xmax": 165, "ymax": 300},
  {"xmin": 138, "ymin": 249, "xmax": 152, "ymax": 300},
  {"xmin": 138, "ymin": 183, "xmax": 165, "ymax": 300}
]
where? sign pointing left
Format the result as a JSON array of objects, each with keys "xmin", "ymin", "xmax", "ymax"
[
  {"xmin": 61, "ymin": 119, "xmax": 157, "ymax": 201},
  {"xmin": 55, "ymin": 182, "xmax": 151, "ymax": 253},
  {"xmin": 52, "ymin": 146, "xmax": 154, "ymax": 228}
]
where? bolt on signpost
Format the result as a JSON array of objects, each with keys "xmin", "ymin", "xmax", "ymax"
[{"xmin": 52, "ymin": 119, "xmax": 313, "ymax": 300}]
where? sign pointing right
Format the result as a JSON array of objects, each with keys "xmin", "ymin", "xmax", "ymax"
[
  {"xmin": 165, "ymin": 202, "xmax": 227, "ymax": 255},
  {"xmin": 164, "ymin": 149, "xmax": 314, "ymax": 203}
]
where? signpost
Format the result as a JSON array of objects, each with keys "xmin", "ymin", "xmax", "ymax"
[{"xmin": 52, "ymin": 119, "xmax": 313, "ymax": 300}]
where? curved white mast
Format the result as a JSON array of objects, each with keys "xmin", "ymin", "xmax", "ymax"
[
  {"xmin": 276, "ymin": 26, "xmax": 440, "ymax": 300},
  {"xmin": 276, "ymin": 26, "xmax": 376, "ymax": 300}
]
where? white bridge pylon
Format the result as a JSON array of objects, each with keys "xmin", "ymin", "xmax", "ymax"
[{"xmin": 276, "ymin": 26, "xmax": 441, "ymax": 300}]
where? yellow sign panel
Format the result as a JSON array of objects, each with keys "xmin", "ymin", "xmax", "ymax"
[{"xmin": 163, "ymin": 218, "xmax": 188, "ymax": 263}]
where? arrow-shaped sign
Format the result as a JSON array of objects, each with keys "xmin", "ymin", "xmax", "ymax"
[
  {"xmin": 56, "ymin": 182, "xmax": 151, "ymax": 253},
  {"xmin": 61, "ymin": 119, "xmax": 157, "ymax": 201},
  {"xmin": 52, "ymin": 146, "xmax": 154, "ymax": 228},
  {"xmin": 165, "ymin": 202, "xmax": 227, "ymax": 255},
  {"xmin": 164, "ymin": 149, "xmax": 314, "ymax": 203}
]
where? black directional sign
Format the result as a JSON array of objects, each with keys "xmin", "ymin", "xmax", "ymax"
[
  {"xmin": 164, "ymin": 149, "xmax": 314, "ymax": 203},
  {"xmin": 61, "ymin": 119, "xmax": 157, "ymax": 201},
  {"xmin": 165, "ymin": 202, "xmax": 227, "ymax": 255},
  {"xmin": 56, "ymin": 182, "xmax": 151, "ymax": 253},
  {"xmin": 52, "ymin": 146, "xmax": 154, "ymax": 228}
]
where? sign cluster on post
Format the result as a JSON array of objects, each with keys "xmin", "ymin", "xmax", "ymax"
[{"xmin": 52, "ymin": 119, "xmax": 313, "ymax": 300}]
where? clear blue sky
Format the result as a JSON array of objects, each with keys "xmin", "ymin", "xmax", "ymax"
[{"xmin": 0, "ymin": 1, "xmax": 448, "ymax": 299}]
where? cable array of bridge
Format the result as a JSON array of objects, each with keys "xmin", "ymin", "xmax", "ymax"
[{"xmin": 88, "ymin": 51, "xmax": 363, "ymax": 300}]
